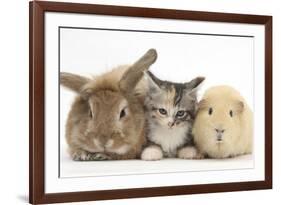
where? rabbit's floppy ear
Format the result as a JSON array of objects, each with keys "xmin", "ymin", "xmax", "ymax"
[
  {"xmin": 119, "ymin": 49, "xmax": 157, "ymax": 94},
  {"xmin": 60, "ymin": 72, "xmax": 90, "ymax": 93}
]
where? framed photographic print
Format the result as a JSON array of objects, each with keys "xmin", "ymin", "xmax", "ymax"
[{"xmin": 29, "ymin": 1, "xmax": 272, "ymax": 204}]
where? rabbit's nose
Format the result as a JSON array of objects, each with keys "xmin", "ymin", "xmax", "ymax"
[
  {"xmin": 105, "ymin": 139, "xmax": 114, "ymax": 148},
  {"xmin": 215, "ymin": 128, "xmax": 225, "ymax": 134},
  {"xmin": 99, "ymin": 135, "xmax": 109, "ymax": 146}
]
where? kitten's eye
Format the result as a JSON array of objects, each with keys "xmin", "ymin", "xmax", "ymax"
[
  {"xmin": 176, "ymin": 110, "xmax": 186, "ymax": 118},
  {"xmin": 158, "ymin": 108, "xmax": 167, "ymax": 115},
  {"xmin": 120, "ymin": 109, "xmax": 126, "ymax": 119},
  {"xmin": 208, "ymin": 107, "xmax": 213, "ymax": 115},
  {"xmin": 229, "ymin": 110, "xmax": 233, "ymax": 117}
]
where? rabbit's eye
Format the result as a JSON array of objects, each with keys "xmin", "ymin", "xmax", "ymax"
[
  {"xmin": 208, "ymin": 107, "xmax": 213, "ymax": 115},
  {"xmin": 120, "ymin": 109, "xmax": 126, "ymax": 119},
  {"xmin": 176, "ymin": 110, "xmax": 186, "ymax": 118},
  {"xmin": 229, "ymin": 110, "xmax": 233, "ymax": 117},
  {"xmin": 158, "ymin": 108, "xmax": 167, "ymax": 115},
  {"xmin": 89, "ymin": 110, "xmax": 93, "ymax": 118}
]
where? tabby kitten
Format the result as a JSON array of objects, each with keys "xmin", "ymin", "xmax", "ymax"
[{"xmin": 141, "ymin": 71, "xmax": 204, "ymax": 160}]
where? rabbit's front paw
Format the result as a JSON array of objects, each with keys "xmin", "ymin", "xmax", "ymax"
[
  {"xmin": 71, "ymin": 151, "xmax": 111, "ymax": 161},
  {"xmin": 91, "ymin": 153, "xmax": 112, "ymax": 161},
  {"xmin": 72, "ymin": 151, "xmax": 93, "ymax": 161}
]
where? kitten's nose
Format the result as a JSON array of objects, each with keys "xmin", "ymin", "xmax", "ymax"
[{"xmin": 168, "ymin": 121, "xmax": 175, "ymax": 128}]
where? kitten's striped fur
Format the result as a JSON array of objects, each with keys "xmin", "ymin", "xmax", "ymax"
[{"xmin": 141, "ymin": 71, "xmax": 204, "ymax": 160}]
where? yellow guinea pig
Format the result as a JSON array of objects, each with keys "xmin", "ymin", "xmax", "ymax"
[{"xmin": 193, "ymin": 85, "xmax": 253, "ymax": 158}]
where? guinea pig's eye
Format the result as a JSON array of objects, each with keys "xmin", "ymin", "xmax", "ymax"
[
  {"xmin": 120, "ymin": 108, "xmax": 126, "ymax": 119},
  {"xmin": 208, "ymin": 107, "xmax": 213, "ymax": 115},
  {"xmin": 176, "ymin": 110, "xmax": 186, "ymax": 118},
  {"xmin": 229, "ymin": 110, "xmax": 233, "ymax": 117},
  {"xmin": 158, "ymin": 108, "xmax": 167, "ymax": 115}
]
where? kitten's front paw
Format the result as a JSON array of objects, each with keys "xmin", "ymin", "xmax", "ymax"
[
  {"xmin": 141, "ymin": 146, "xmax": 163, "ymax": 161},
  {"xmin": 177, "ymin": 146, "xmax": 203, "ymax": 159}
]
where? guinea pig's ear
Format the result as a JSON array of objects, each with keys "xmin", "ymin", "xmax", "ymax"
[
  {"xmin": 235, "ymin": 100, "xmax": 244, "ymax": 114},
  {"xmin": 198, "ymin": 99, "xmax": 208, "ymax": 110},
  {"xmin": 60, "ymin": 72, "xmax": 90, "ymax": 93},
  {"xmin": 143, "ymin": 71, "xmax": 162, "ymax": 95}
]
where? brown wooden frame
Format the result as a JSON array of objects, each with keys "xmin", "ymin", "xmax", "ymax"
[{"xmin": 29, "ymin": 1, "xmax": 272, "ymax": 204}]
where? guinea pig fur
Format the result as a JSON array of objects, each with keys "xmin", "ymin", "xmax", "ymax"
[{"xmin": 192, "ymin": 85, "xmax": 253, "ymax": 158}]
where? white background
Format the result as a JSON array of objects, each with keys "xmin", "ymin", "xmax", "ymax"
[
  {"xmin": 58, "ymin": 15, "xmax": 255, "ymax": 178},
  {"xmin": 0, "ymin": 0, "xmax": 280, "ymax": 204},
  {"xmin": 44, "ymin": 13, "xmax": 262, "ymax": 193}
]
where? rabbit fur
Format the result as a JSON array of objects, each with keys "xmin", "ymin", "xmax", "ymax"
[{"xmin": 60, "ymin": 49, "xmax": 157, "ymax": 161}]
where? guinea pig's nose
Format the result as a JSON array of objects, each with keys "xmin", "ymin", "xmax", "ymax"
[{"xmin": 215, "ymin": 128, "xmax": 225, "ymax": 134}]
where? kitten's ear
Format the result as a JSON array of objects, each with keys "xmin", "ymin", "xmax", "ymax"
[
  {"xmin": 143, "ymin": 71, "xmax": 162, "ymax": 94},
  {"xmin": 184, "ymin": 76, "xmax": 205, "ymax": 92},
  {"xmin": 60, "ymin": 72, "xmax": 90, "ymax": 93}
]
